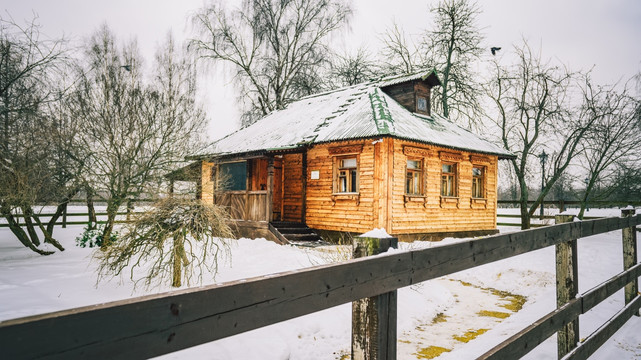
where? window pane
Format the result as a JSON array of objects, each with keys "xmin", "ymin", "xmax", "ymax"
[
  {"xmin": 341, "ymin": 158, "xmax": 357, "ymax": 168},
  {"xmin": 219, "ymin": 161, "xmax": 247, "ymax": 191},
  {"xmin": 417, "ymin": 96, "xmax": 427, "ymax": 111},
  {"xmin": 339, "ymin": 172, "xmax": 347, "ymax": 192},
  {"xmin": 407, "ymin": 160, "xmax": 420, "ymax": 169},
  {"xmin": 350, "ymin": 169, "xmax": 357, "ymax": 192},
  {"xmin": 442, "ymin": 164, "xmax": 451, "ymax": 173},
  {"xmin": 473, "ymin": 167, "xmax": 482, "ymax": 176}
]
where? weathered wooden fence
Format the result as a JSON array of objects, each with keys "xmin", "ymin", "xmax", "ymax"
[
  {"xmin": 0, "ymin": 212, "xmax": 639, "ymax": 359},
  {"xmin": 496, "ymin": 213, "xmax": 602, "ymax": 228},
  {"xmin": 0, "ymin": 210, "xmax": 144, "ymax": 228}
]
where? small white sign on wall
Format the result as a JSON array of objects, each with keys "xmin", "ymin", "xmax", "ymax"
[{"xmin": 310, "ymin": 170, "xmax": 320, "ymax": 180}]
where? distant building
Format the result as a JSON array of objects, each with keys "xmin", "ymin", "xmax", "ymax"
[{"xmin": 184, "ymin": 69, "xmax": 514, "ymax": 243}]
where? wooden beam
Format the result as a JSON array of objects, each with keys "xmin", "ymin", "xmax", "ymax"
[
  {"xmin": 555, "ymin": 214, "xmax": 579, "ymax": 358},
  {"xmin": 352, "ymin": 236, "xmax": 398, "ymax": 360},
  {"xmin": 582, "ymin": 262, "xmax": 641, "ymax": 312},
  {"xmin": 386, "ymin": 138, "xmax": 394, "ymax": 232},
  {"xmin": 478, "ymin": 298, "xmax": 582, "ymax": 360},
  {"xmin": 565, "ymin": 296, "xmax": 641, "ymax": 360},
  {"xmin": 621, "ymin": 208, "xmax": 639, "ymax": 316},
  {"xmin": 266, "ymin": 158, "xmax": 274, "ymax": 222},
  {"xmin": 301, "ymin": 151, "xmax": 307, "ymax": 224}
]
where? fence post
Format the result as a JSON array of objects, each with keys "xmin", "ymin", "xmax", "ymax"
[
  {"xmin": 352, "ymin": 236, "xmax": 398, "ymax": 360},
  {"xmin": 621, "ymin": 208, "xmax": 639, "ymax": 316},
  {"xmin": 554, "ymin": 214, "xmax": 579, "ymax": 358}
]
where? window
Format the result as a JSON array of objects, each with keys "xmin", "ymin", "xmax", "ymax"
[
  {"xmin": 219, "ymin": 161, "xmax": 247, "ymax": 191},
  {"xmin": 335, "ymin": 157, "xmax": 358, "ymax": 193},
  {"xmin": 406, "ymin": 159, "xmax": 423, "ymax": 195},
  {"xmin": 441, "ymin": 163, "xmax": 457, "ymax": 197},
  {"xmin": 417, "ymin": 96, "xmax": 428, "ymax": 112},
  {"xmin": 472, "ymin": 166, "xmax": 485, "ymax": 198}
]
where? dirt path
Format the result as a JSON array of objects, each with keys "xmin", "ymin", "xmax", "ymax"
[{"xmin": 397, "ymin": 278, "xmax": 526, "ymax": 359}]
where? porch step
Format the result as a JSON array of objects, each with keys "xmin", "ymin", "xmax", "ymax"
[
  {"xmin": 269, "ymin": 222, "xmax": 323, "ymax": 243},
  {"xmin": 278, "ymin": 227, "xmax": 315, "ymax": 234},
  {"xmin": 283, "ymin": 233, "xmax": 321, "ymax": 241}
]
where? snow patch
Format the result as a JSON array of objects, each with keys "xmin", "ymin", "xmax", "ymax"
[{"xmin": 359, "ymin": 228, "xmax": 392, "ymax": 238}]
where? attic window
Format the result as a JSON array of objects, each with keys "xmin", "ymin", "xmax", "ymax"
[{"xmin": 416, "ymin": 95, "xmax": 430, "ymax": 115}]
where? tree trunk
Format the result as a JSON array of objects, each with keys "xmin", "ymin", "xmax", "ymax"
[
  {"xmin": 21, "ymin": 206, "xmax": 41, "ymax": 246},
  {"xmin": 33, "ymin": 216, "xmax": 65, "ymax": 252},
  {"xmin": 1, "ymin": 207, "xmax": 53, "ymax": 255},
  {"xmin": 87, "ymin": 188, "xmax": 97, "ymax": 230},
  {"xmin": 172, "ymin": 234, "xmax": 185, "ymax": 287},
  {"xmin": 101, "ymin": 199, "xmax": 121, "ymax": 248},
  {"xmin": 518, "ymin": 177, "xmax": 531, "ymax": 230}
]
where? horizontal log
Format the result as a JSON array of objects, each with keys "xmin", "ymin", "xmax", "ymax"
[
  {"xmin": 565, "ymin": 295, "xmax": 641, "ymax": 360},
  {"xmin": 478, "ymin": 298, "xmax": 582, "ymax": 360},
  {"xmin": 582, "ymin": 263, "xmax": 641, "ymax": 312}
]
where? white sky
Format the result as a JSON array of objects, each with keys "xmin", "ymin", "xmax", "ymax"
[{"xmin": 3, "ymin": 0, "xmax": 640, "ymax": 142}]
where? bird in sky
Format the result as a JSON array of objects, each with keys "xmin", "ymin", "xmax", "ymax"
[
  {"xmin": 121, "ymin": 65, "xmax": 132, "ymax": 71},
  {"xmin": 490, "ymin": 47, "xmax": 501, "ymax": 56}
]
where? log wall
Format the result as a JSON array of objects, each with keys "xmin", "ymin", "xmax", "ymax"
[
  {"xmin": 200, "ymin": 161, "xmax": 215, "ymax": 204},
  {"xmin": 305, "ymin": 140, "xmax": 376, "ymax": 233},
  {"xmin": 282, "ymin": 153, "xmax": 304, "ymax": 222},
  {"xmin": 303, "ymin": 138, "xmax": 498, "ymax": 236},
  {"xmin": 390, "ymin": 140, "xmax": 498, "ymax": 235}
]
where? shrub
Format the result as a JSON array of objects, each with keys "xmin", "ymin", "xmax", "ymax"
[
  {"xmin": 76, "ymin": 225, "xmax": 118, "ymax": 248},
  {"xmin": 95, "ymin": 198, "xmax": 234, "ymax": 288}
]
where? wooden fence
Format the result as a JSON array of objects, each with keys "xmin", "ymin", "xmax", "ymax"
[
  {"xmin": 496, "ymin": 213, "xmax": 602, "ymax": 228},
  {"xmin": 0, "ymin": 212, "xmax": 639, "ymax": 359},
  {"xmin": 0, "ymin": 211, "xmax": 143, "ymax": 228}
]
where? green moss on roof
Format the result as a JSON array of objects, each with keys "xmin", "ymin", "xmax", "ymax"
[{"xmin": 369, "ymin": 89, "xmax": 393, "ymax": 135}]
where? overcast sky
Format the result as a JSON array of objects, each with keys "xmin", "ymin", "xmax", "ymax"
[{"xmin": 3, "ymin": 0, "xmax": 640, "ymax": 141}]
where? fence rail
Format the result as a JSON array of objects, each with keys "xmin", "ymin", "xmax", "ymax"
[
  {"xmin": 0, "ymin": 211, "xmax": 143, "ymax": 228},
  {"xmin": 0, "ymin": 212, "xmax": 639, "ymax": 359},
  {"xmin": 496, "ymin": 213, "xmax": 602, "ymax": 228}
]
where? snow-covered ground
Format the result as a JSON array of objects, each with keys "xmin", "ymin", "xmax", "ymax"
[{"xmin": 0, "ymin": 208, "xmax": 640, "ymax": 359}]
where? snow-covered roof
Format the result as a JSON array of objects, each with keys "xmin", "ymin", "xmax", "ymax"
[{"xmin": 198, "ymin": 70, "xmax": 513, "ymax": 159}]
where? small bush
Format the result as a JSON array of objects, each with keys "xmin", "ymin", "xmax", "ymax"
[
  {"xmin": 76, "ymin": 225, "xmax": 118, "ymax": 248},
  {"xmin": 96, "ymin": 198, "xmax": 234, "ymax": 288}
]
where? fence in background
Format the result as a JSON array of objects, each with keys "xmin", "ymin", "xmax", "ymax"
[{"xmin": 0, "ymin": 211, "xmax": 639, "ymax": 359}]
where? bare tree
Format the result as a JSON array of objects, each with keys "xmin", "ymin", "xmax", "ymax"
[
  {"xmin": 379, "ymin": 0, "xmax": 484, "ymax": 128},
  {"xmin": 380, "ymin": 22, "xmax": 418, "ymax": 75},
  {"xmin": 190, "ymin": 0, "xmax": 352, "ymax": 126},
  {"xmin": 0, "ymin": 14, "xmax": 71, "ymax": 255},
  {"xmin": 73, "ymin": 26, "xmax": 205, "ymax": 246},
  {"xmin": 577, "ymin": 80, "xmax": 641, "ymax": 218},
  {"xmin": 486, "ymin": 42, "xmax": 599, "ymax": 229},
  {"xmin": 329, "ymin": 47, "xmax": 377, "ymax": 87},
  {"xmin": 423, "ymin": 0, "xmax": 484, "ymax": 128}
]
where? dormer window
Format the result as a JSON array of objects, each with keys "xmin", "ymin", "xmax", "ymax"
[{"xmin": 417, "ymin": 95, "xmax": 428, "ymax": 113}]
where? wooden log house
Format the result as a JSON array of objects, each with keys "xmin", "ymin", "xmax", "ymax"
[{"xmin": 187, "ymin": 70, "xmax": 514, "ymax": 243}]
